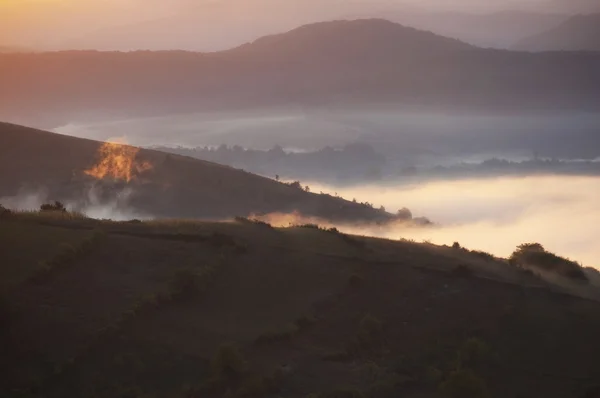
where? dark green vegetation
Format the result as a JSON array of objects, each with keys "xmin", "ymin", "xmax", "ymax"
[
  {"xmin": 510, "ymin": 243, "xmax": 589, "ymax": 281},
  {"xmin": 0, "ymin": 122, "xmax": 395, "ymax": 223},
  {"xmin": 2, "ymin": 211, "xmax": 600, "ymax": 398},
  {"xmin": 2, "ymin": 19, "xmax": 600, "ymax": 126}
]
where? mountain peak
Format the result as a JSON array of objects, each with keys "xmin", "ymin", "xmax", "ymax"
[{"xmin": 236, "ymin": 18, "xmax": 473, "ymax": 55}]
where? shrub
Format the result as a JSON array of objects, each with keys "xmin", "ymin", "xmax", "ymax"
[
  {"xmin": 460, "ymin": 338, "xmax": 490, "ymax": 367},
  {"xmin": 439, "ymin": 370, "xmax": 489, "ymax": 398},
  {"xmin": 0, "ymin": 203, "xmax": 11, "ymax": 217},
  {"xmin": 348, "ymin": 273, "xmax": 365, "ymax": 288},
  {"xmin": 169, "ymin": 268, "xmax": 203, "ymax": 300},
  {"xmin": 295, "ymin": 314, "xmax": 317, "ymax": 330},
  {"xmin": 319, "ymin": 388, "xmax": 365, "ymax": 398},
  {"xmin": 211, "ymin": 344, "xmax": 246, "ymax": 382},
  {"xmin": 470, "ymin": 250, "xmax": 495, "ymax": 261},
  {"xmin": 357, "ymin": 314, "xmax": 383, "ymax": 348},
  {"xmin": 0, "ymin": 294, "xmax": 12, "ymax": 331},
  {"xmin": 234, "ymin": 217, "xmax": 272, "ymax": 229},
  {"xmin": 451, "ymin": 265, "xmax": 473, "ymax": 278},
  {"xmin": 40, "ymin": 201, "xmax": 67, "ymax": 212},
  {"xmin": 235, "ymin": 370, "xmax": 284, "ymax": 398},
  {"xmin": 510, "ymin": 242, "xmax": 588, "ymax": 281},
  {"xmin": 255, "ymin": 323, "xmax": 298, "ymax": 345},
  {"xmin": 298, "ymin": 223, "xmax": 320, "ymax": 229}
]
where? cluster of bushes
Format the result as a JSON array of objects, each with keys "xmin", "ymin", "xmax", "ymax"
[
  {"xmin": 286, "ymin": 181, "xmax": 311, "ymax": 192},
  {"xmin": 207, "ymin": 232, "xmax": 248, "ymax": 255},
  {"xmin": 295, "ymin": 224, "xmax": 366, "ymax": 248},
  {"xmin": 437, "ymin": 338, "xmax": 491, "ymax": 398},
  {"xmin": 451, "ymin": 265, "xmax": 474, "ymax": 278},
  {"xmin": 0, "ymin": 293, "xmax": 13, "ymax": 331},
  {"xmin": 255, "ymin": 314, "xmax": 317, "ymax": 345},
  {"xmin": 187, "ymin": 344, "xmax": 284, "ymax": 398},
  {"xmin": 509, "ymin": 243, "xmax": 588, "ymax": 281},
  {"xmin": 40, "ymin": 201, "xmax": 67, "ymax": 213},
  {"xmin": 324, "ymin": 315, "xmax": 384, "ymax": 361},
  {"xmin": 0, "ymin": 203, "xmax": 11, "ymax": 217},
  {"xmin": 234, "ymin": 216, "xmax": 273, "ymax": 229},
  {"xmin": 29, "ymin": 230, "xmax": 107, "ymax": 283}
]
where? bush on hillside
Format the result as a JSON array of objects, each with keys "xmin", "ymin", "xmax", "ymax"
[
  {"xmin": 317, "ymin": 389, "xmax": 365, "ymax": 398},
  {"xmin": 211, "ymin": 344, "xmax": 247, "ymax": 382},
  {"xmin": 0, "ymin": 294, "xmax": 12, "ymax": 330},
  {"xmin": 452, "ymin": 265, "xmax": 473, "ymax": 278},
  {"xmin": 40, "ymin": 201, "xmax": 67, "ymax": 212},
  {"xmin": 348, "ymin": 273, "xmax": 365, "ymax": 288},
  {"xmin": 234, "ymin": 216, "xmax": 272, "ymax": 229},
  {"xmin": 0, "ymin": 203, "xmax": 10, "ymax": 217},
  {"xmin": 510, "ymin": 243, "xmax": 588, "ymax": 281},
  {"xmin": 439, "ymin": 369, "xmax": 489, "ymax": 398},
  {"xmin": 170, "ymin": 268, "xmax": 203, "ymax": 300}
]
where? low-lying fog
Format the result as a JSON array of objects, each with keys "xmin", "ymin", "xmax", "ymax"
[
  {"xmin": 53, "ymin": 109, "xmax": 600, "ymax": 162},
  {"xmin": 308, "ymin": 175, "xmax": 600, "ymax": 269}
]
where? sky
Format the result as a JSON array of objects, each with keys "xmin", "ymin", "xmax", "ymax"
[{"xmin": 0, "ymin": 0, "xmax": 569, "ymax": 50}]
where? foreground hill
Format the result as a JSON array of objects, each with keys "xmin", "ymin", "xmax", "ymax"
[
  {"xmin": 0, "ymin": 122, "xmax": 393, "ymax": 222},
  {"xmin": 513, "ymin": 13, "xmax": 600, "ymax": 51},
  {"xmin": 1, "ymin": 212, "xmax": 600, "ymax": 397},
  {"xmin": 2, "ymin": 19, "xmax": 600, "ymax": 126}
]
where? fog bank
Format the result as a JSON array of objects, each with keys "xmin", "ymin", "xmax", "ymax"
[{"xmin": 307, "ymin": 175, "xmax": 600, "ymax": 269}]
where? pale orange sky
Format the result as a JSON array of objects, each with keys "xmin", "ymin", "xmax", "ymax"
[{"xmin": 0, "ymin": 0, "xmax": 560, "ymax": 50}]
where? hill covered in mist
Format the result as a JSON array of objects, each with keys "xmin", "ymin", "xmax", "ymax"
[
  {"xmin": 513, "ymin": 13, "xmax": 600, "ymax": 51},
  {"xmin": 2, "ymin": 19, "xmax": 600, "ymax": 127},
  {"xmin": 0, "ymin": 122, "xmax": 399, "ymax": 222}
]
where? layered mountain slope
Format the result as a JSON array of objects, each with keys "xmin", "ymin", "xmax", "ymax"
[
  {"xmin": 0, "ymin": 122, "xmax": 394, "ymax": 222},
  {"xmin": 2, "ymin": 19, "xmax": 600, "ymax": 126},
  {"xmin": 513, "ymin": 13, "xmax": 600, "ymax": 51}
]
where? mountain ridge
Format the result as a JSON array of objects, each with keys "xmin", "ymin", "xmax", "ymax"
[
  {"xmin": 2, "ymin": 19, "xmax": 600, "ymax": 126},
  {"xmin": 513, "ymin": 13, "xmax": 600, "ymax": 51}
]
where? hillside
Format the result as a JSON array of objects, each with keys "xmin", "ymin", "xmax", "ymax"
[
  {"xmin": 1, "ymin": 211, "xmax": 600, "ymax": 397},
  {"xmin": 513, "ymin": 13, "xmax": 600, "ymax": 51},
  {"xmin": 0, "ymin": 122, "xmax": 394, "ymax": 222},
  {"xmin": 2, "ymin": 19, "xmax": 600, "ymax": 127}
]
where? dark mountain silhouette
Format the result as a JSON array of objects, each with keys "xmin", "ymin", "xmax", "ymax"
[
  {"xmin": 513, "ymin": 13, "xmax": 600, "ymax": 51},
  {"xmin": 0, "ymin": 122, "xmax": 396, "ymax": 222},
  {"xmin": 61, "ymin": 1, "xmax": 565, "ymax": 51},
  {"xmin": 2, "ymin": 19, "xmax": 600, "ymax": 126}
]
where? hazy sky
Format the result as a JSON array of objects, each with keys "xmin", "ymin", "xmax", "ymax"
[{"xmin": 0, "ymin": 0, "xmax": 566, "ymax": 49}]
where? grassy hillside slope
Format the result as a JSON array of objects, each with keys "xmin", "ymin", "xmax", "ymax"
[
  {"xmin": 1, "ymin": 211, "xmax": 599, "ymax": 397},
  {"xmin": 0, "ymin": 122, "xmax": 393, "ymax": 222}
]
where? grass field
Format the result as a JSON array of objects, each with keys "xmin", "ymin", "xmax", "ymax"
[{"xmin": 1, "ymin": 211, "xmax": 600, "ymax": 398}]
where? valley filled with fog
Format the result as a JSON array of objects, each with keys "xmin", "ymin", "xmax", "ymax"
[
  {"xmin": 52, "ymin": 110, "xmax": 600, "ymax": 269},
  {"xmin": 307, "ymin": 176, "xmax": 600, "ymax": 270}
]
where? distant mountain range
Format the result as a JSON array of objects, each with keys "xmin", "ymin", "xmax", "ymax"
[
  {"xmin": 64, "ymin": 7, "xmax": 566, "ymax": 51},
  {"xmin": 513, "ymin": 13, "xmax": 600, "ymax": 51},
  {"xmin": 1, "ymin": 19, "xmax": 600, "ymax": 126}
]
